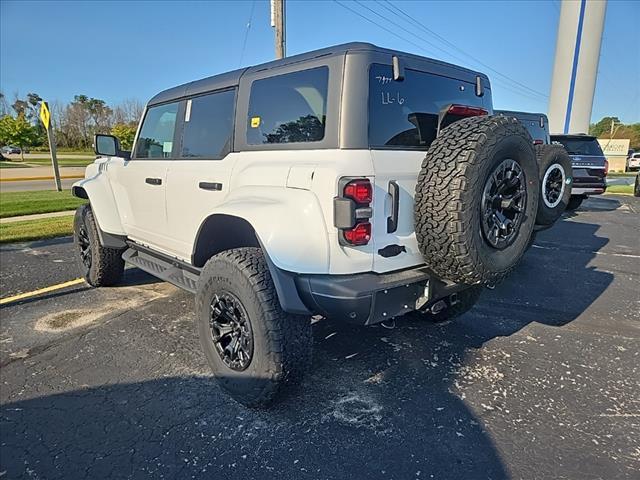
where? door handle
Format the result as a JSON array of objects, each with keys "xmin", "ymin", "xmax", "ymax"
[
  {"xmin": 199, "ymin": 182, "xmax": 223, "ymax": 191},
  {"xmin": 145, "ymin": 177, "xmax": 162, "ymax": 186},
  {"xmin": 387, "ymin": 180, "xmax": 399, "ymax": 233}
]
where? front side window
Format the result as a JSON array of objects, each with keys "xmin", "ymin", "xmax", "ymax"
[
  {"xmin": 369, "ymin": 64, "xmax": 487, "ymax": 149},
  {"xmin": 135, "ymin": 102, "xmax": 179, "ymax": 158},
  {"xmin": 181, "ymin": 89, "xmax": 235, "ymax": 158},
  {"xmin": 247, "ymin": 67, "xmax": 329, "ymax": 145}
]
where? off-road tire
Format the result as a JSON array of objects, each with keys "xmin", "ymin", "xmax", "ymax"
[
  {"xmin": 195, "ymin": 248, "xmax": 312, "ymax": 408},
  {"xmin": 534, "ymin": 144, "xmax": 572, "ymax": 225},
  {"xmin": 566, "ymin": 195, "xmax": 585, "ymax": 211},
  {"xmin": 74, "ymin": 205, "xmax": 125, "ymax": 287},
  {"xmin": 414, "ymin": 115, "xmax": 539, "ymax": 286},
  {"xmin": 419, "ymin": 286, "xmax": 483, "ymax": 323}
]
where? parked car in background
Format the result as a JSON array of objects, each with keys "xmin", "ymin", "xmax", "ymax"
[
  {"xmin": 626, "ymin": 152, "xmax": 640, "ymax": 171},
  {"xmin": 550, "ymin": 134, "xmax": 607, "ymax": 210},
  {"xmin": 1, "ymin": 145, "xmax": 21, "ymax": 155}
]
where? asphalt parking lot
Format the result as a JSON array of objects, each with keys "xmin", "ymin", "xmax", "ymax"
[{"xmin": 1, "ymin": 195, "xmax": 638, "ymax": 480}]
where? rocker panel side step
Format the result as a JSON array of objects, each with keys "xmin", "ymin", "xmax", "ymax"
[{"xmin": 122, "ymin": 245, "xmax": 200, "ymax": 294}]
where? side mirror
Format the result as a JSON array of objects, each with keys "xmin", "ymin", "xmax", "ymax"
[{"xmin": 94, "ymin": 134, "xmax": 131, "ymax": 159}]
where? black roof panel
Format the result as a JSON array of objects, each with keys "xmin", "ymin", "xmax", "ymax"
[{"xmin": 147, "ymin": 42, "xmax": 488, "ymax": 106}]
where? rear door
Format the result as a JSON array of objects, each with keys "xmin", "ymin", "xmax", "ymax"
[
  {"xmin": 164, "ymin": 89, "xmax": 236, "ymax": 260},
  {"xmin": 367, "ymin": 64, "xmax": 490, "ymax": 272}
]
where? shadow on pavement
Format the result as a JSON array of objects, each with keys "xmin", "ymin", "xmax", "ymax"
[{"xmin": 0, "ymin": 219, "xmax": 614, "ymax": 479}]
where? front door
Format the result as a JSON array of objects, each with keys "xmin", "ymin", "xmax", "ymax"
[{"xmin": 109, "ymin": 101, "xmax": 180, "ymax": 251}]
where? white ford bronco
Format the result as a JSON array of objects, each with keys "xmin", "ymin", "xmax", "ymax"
[{"xmin": 72, "ymin": 43, "xmax": 569, "ymax": 407}]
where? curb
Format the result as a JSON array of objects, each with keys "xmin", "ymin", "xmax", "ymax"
[{"xmin": 0, "ymin": 175, "xmax": 84, "ymax": 182}]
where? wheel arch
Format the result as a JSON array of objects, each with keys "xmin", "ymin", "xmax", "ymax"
[
  {"xmin": 191, "ymin": 213, "xmax": 311, "ymax": 315},
  {"xmin": 72, "ymin": 176, "xmax": 127, "ymax": 248},
  {"xmin": 191, "ymin": 214, "xmax": 260, "ymax": 268}
]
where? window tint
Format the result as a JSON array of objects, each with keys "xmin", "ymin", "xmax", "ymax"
[
  {"xmin": 181, "ymin": 90, "xmax": 235, "ymax": 158},
  {"xmin": 135, "ymin": 102, "xmax": 179, "ymax": 158},
  {"xmin": 369, "ymin": 64, "xmax": 487, "ymax": 149},
  {"xmin": 247, "ymin": 67, "xmax": 328, "ymax": 144},
  {"xmin": 551, "ymin": 137, "xmax": 604, "ymax": 156}
]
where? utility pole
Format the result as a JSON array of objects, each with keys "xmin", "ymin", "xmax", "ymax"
[{"xmin": 271, "ymin": 0, "xmax": 286, "ymax": 59}]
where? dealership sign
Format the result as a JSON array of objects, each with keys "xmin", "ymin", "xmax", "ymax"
[{"xmin": 598, "ymin": 138, "xmax": 630, "ymax": 156}]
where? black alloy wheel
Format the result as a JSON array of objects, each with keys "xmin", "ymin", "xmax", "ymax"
[
  {"xmin": 481, "ymin": 159, "xmax": 527, "ymax": 250},
  {"xmin": 542, "ymin": 163, "xmax": 566, "ymax": 209},
  {"xmin": 77, "ymin": 223, "xmax": 92, "ymax": 269},
  {"xmin": 209, "ymin": 292, "xmax": 254, "ymax": 371}
]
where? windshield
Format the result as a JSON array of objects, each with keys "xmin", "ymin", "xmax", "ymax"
[
  {"xmin": 369, "ymin": 64, "xmax": 489, "ymax": 149},
  {"xmin": 551, "ymin": 137, "xmax": 603, "ymax": 156}
]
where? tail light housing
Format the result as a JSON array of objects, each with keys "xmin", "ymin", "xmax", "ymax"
[
  {"xmin": 533, "ymin": 139, "xmax": 544, "ymax": 145},
  {"xmin": 604, "ymin": 159, "xmax": 609, "ymax": 176},
  {"xmin": 343, "ymin": 179, "xmax": 373, "ymax": 204},
  {"xmin": 334, "ymin": 178, "xmax": 373, "ymax": 246},
  {"xmin": 343, "ymin": 222, "xmax": 371, "ymax": 246},
  {"xmin": 446, "ymin": 104, "xmax": 489, "ymax": 117}
]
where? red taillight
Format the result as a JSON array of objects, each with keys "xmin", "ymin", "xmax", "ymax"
[
  {"xmin": 344, "ymin": 179, "xmax": 373, "ymax": 204},
  {"xmin": 344, "ymin": 222, "xmax": 371, "ymax": 246},
  {"xmin": 447, "ymin": 104, "xmax": 488, "ymax": 117},
  {"xmin": 604, "ymin": 159, "xmax": 609, "ymax": 176},
  {"xmin": 533, "ymin": 139, "xmax": 544, "ymax": 145}
]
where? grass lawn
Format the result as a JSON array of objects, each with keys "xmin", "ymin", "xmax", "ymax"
[
  {"xmin": 606, "ymin": 184, "xmax": 634, "ymax": 195},
  {"xmin": 0, "ymin": 216, "xmax": 74, "ymax": 243},
  {"xmin": 606, "ymin": 172, "xmax": 637, "ymax": 177},
  {"xmin": 0, "ymin": 161, "xmax": 30, "ymax": 169},
  {"xmin": 0, "ymin": 190, "xmax": 86, "ymax": 218}
]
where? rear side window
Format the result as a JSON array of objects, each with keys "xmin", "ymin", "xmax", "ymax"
[
  {"xmin": 551, "ymin": 137, "xmax": 604, "ymax": 156},
  {"xmin": 247, "ymin": 67, "xmax": 328, "ymax": 144},
  {"xmin": 369, "ymin": 64, "xmax": 486, "ymax": 149},
  {"xmin": 135, "ymin": 102, "xmax": 179, "ymax": 158},
  {"xmin": 181, "ymin": 89, "xmax": 235, "ymax": 158}
]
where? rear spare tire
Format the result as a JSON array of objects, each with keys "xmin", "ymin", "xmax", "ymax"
[
  {"xmin": 414, "ymin": 115, "xmax": 539, "ymax": 286},
  {"xmin": 534, "ymin": 144, "xmax": 572, "ymax": 225}
]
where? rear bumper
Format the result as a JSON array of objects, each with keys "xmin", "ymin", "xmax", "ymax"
[{"xmin": 293, "ymin": 266, "xmax": 469, "ymax": 325}]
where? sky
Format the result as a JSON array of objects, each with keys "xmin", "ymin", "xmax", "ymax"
[{"xmin": 1, "ymin": 0, "xmax": 638, "ymax": 124}]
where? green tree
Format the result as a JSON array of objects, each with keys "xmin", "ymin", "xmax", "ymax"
[
  {"xmin": 589, "ymin": 116, "xmax": 640, "ymax": 150},
  {"xmin": 589, "ymin": 117, "xmax": 621, "ymax": 137},
  {"xmin": 0, "ymin": 114, "xmax": 40, "ymax": 161},
  {"xmin": 111, "ymin": 123, "xmax": 137, "ymax": 150}
]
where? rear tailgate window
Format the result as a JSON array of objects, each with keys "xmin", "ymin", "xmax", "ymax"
[
  {"xmin": 551, "ymin": 137, "xmax": 604, "ymax": 156},
  {"xmin": 368, "ymin": 64, "xmax": 489, "ymax": 149}
]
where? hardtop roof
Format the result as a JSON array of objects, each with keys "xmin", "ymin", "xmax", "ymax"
[{"xmin": 147, "ymin": 42, "xmax": 489, "ymax": 106}]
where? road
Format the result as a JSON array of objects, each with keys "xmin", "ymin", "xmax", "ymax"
[
  {"xmin": 0, "ymin": 177, "xmax": 79, "ymax": 192},
  {"xmin": 607, "ymin": 175, "xmax": 636, "ymax": 186},
  {"xmin": 1, "ymin": 195, "xmax": 639, "ymax": 479}
]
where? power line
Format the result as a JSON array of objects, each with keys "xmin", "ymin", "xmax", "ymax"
[
  {"xmin": 238, "ymin": 0, "xmax": 256, "ymax": 67},
  {"xmin": 378, "ymin": 0, "xmax": 549, "ymax": 100},
  {"xmin": 333, "ymin": 0, "xmax": 547, "ymax": 104},
  {"xmin": 333, "ymin": 0, "xmax": 439, "ymax": 58}
]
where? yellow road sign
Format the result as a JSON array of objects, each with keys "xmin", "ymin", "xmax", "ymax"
[{"xmin": 39, "ymin": 101, "xmax": 50, "ymax": 130}]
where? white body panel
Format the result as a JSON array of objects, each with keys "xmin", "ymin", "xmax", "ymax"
[{"xmin": 78, "ymin": 149, "xmax": 427, "ymax": 275}]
